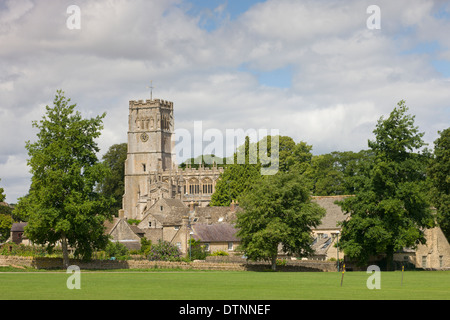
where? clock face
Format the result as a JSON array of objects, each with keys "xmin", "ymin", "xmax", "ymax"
[{"xmin": 140, "ymin": 132, "xmax": 149, "ymax": 142}]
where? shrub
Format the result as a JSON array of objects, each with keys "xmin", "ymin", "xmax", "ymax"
[
  {"xmin": 105, "ymin": 241, "xmax": 129, "ymax": 259},
  {"xmin": 140, "ymin": 237, "xmax": 152, "ymax": 255},
  {"xmin": 188, "ymin": 239, "xmax": 208, "ymax": 260},
  {"xmin": 0, "ymin": 243, "xmax": 59, "ymax": 257},
  {"xmin": 210, "ymin": 250, "xmax": 229, "ymax": 256},
  {"xmin": 147, "ymin": 239, "xmax": 180, "ymax": 261}
]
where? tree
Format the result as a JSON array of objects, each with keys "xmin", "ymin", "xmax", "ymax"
[
  {"xmin": 0, "ymin": 213, "xmax": 12, "ymax": 243},
  {"xmin": 236, "ymin": 172, "xmax": 325, "ymax": 271},
  {"xmin": 210, "ymin": 136, "xmax": 262, "ymax": 206},
  {"xmin": 179, "ymin": 154, "xmax": 226, "ymax": 169},
  {"xmin": 97, "ymin": 143, "xmax": 127, "ymax": 216},
  {"xmin": 15, "ymin": 90, "xmax": 114, "ymax": 267},
  {"xmin": 0, "ymin": 178, "xmax": 5, "ymax": 203},
  {"xmin": 337, "ymin": 101, "xmax": 434, "ymax": 270},
  {"xmin": 428, "ymin": 128, "xmax": 450, "ymax": 241},
  {"xmin": 210, "ymin": 135, "xmax": 313, "ymax": 206},
  {"xmin": 307, "ymin": 150, "xmax": 372, "ymax": 196}
]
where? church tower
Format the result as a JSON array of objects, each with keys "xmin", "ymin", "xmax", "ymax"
[{"xmin": 122, "ymin": 98, "xmax": 174, "ymax": 220}]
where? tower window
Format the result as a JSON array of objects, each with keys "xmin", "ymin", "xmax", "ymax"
[{"xmin": 142, "ymin": 164, "xmax": 146, "ymax": 172}]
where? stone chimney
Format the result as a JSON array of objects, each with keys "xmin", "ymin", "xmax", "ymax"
[
  {"xmin": 205, "ymin": 215, "xmax": 212, "ymax": 225},
  {"xmin": 118, "ymin": 209, "xmax": 125, "ymax": 219},
  {"xmin": 189, "ymin": 201, "xmax": 195, "ymax": 212},
  {"xmin": 182, "ymin": 216, "xmax": 189, "ymax": 227}
]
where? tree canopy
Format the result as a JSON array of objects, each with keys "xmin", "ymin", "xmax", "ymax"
[
  {"xmin": 428, "ymin": 127, "xmax": 450, "ymax": 241},
  {"xmin": 337, "ymin": 101, "xmax": 434, "ymax": 270},
  {"xmin": 236, "ymin": 171, "xmax": 325, "ymax": 270},
  {"xmin": 14, "ymin": 90, "xmax": 114, "ymax": 267},
  {"xmin": 96, "ymin": 142, "xmax": 127, "ymax": 216}
]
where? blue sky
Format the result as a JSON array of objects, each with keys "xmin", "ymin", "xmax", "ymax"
[
  {"xmin": 0, "ymin": 0, "xmax": 449, "ymax": 202},
  {"xmin": 184, "ymin": 0, "xmax": 263, "ymax": 30}
]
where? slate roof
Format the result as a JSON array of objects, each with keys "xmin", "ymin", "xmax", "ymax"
[
  {"xmin": 192, "ymin": 223, "xmax": 239, "ymax": 242},
  {"xmin": 312, "ymin": 196, "xmax": 350, "ymax": 230},
  {"xmin": 103, "ymin": 218, "xmax": 120, "ymax": 234},
  {"xmin": 141, "ymin": 197, "xmax": 241, "ymax": 226},
  {"xmin": 194, "ymin": 206, "xmax": 240, "ymax": 224},
  {"xmin": 11, "ymin": 222, "xmax": 27, "ymax": 232}
]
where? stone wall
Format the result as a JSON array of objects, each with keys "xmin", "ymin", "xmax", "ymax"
[{"xmin": 0, "ymin": 255, "xmax": 337, "ymax": 272}]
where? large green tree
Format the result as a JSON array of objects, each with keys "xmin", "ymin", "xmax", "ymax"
[
  {"xmin": 15, "ymin": 90, "xmax": 114, "ymax": 267},
  {"xmin": 337, "ymin": 101, "xmax": 434, "ymax": 270},
  {"xmin": 210, "ymin": 136, "xmax": 262, "ymax": 206},
  {"xmin": 97, "ymin": 142, "xmax": 127, "ymax": 216},
  {"xmin": 428, "ymin": 128, "xmax": 450, "ymax": 241},
  {"xmin": 236, "ymin": 172, "xmax": 325, "ymax": 271},
  {"xmin": 210, "ymin": 135, "xmax": 313, "ymax": 206},
  {"xmin": 307, "ymin": 150, "xmax": 372, "ymax": 196}
]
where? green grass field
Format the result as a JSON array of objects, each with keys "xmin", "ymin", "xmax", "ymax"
[{"xmin": 0, "ymin": 269, "xmax": 448, "ymax": 300}]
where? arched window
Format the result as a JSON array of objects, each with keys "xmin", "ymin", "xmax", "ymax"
[
  {"xmin": 189, "ymin": 178, "xmax": 199, "ymax": 194},
  {"xmin": 202, "ymin": 178, "xmax": 213, "ymax": 194}
]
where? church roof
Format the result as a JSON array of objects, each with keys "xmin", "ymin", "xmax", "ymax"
[{"xmin": 161, "ymin": 198, "xmax": 186, "ymax": 208}]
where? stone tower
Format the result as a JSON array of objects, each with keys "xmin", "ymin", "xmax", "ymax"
[{"xmin": 122, "ymin": 98, "xmax": 174, "ymax": 220}]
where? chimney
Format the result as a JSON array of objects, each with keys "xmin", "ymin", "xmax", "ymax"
[
  {"xmin": 182, "ymin": 216, "xmax": 189, "ymax": 227},
  {"xmin": 118, "ymin": 209, "xmax": 125, "ymax": 219},
  {"xmin": 189, "ymin": 201, "xmax": 195, "ymax": 212},
  {"xmin": 230, "ymin": 200, "xmax": 235, "ymax": 212},
  {"xmin": 205, "ymin": 215, "xmax": 212, "ymax": 225}
]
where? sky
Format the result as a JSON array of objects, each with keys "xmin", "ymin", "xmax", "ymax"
[{"xmin": 0, "ymin": 0, "xmax": 449, "ymax": 203}]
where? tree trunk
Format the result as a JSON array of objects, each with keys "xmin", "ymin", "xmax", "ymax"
[
  {"xmin": 386, "ymin": 245, "xmax": 394, "ymax": 271},
  {"xmin": 61, "ymin": 232, "xmax": 70, "ymax": 269},
  {"xmin": 271, "ymin": 255, "xmax": 277, "ymax": 271}
]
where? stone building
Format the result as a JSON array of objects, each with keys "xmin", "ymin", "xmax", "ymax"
[
  {"xmin": 121, "ymin": 98, "xmax": 223, "ymax": 221},
  {"xmin": 309, "ymin": 196, "xmax": 349, "ymax": 261},
  {"xmin": 136, "ymin": 198, "xmax": 240, "ymax": 255}
]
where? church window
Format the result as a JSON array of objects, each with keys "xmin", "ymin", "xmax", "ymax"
[
  {"xmin": 142, "ymin": 164, "xmax": 146, "ymax": 172},
  {"xmin": 189, "ymin": 179, "xmax": 200, "ymax": 194},
  {"xmin": 148, "ymin": 221, "xmax": 152, "ymax": 228},
  {"xmin": 202, "ymin": 178, "xmax": 213, "ymax": 194}
]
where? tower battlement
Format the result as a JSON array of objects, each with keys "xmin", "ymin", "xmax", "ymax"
[{"xmin": 129, "ymin": 99, "xmax": 173, "ymax": 109}]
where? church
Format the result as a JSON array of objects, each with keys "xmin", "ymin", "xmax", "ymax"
[
  {"xmin": 120, "ymin": 98, "xmax": 223, "ymax": 221},
  {"xmin": 110, "ymin": 97, "xmax": 449, "ymax": 269}
]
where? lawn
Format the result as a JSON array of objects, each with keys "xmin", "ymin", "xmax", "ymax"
[{"xmin": 0, "ymin": 269, "xmax": 448, "ymax": 300}]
